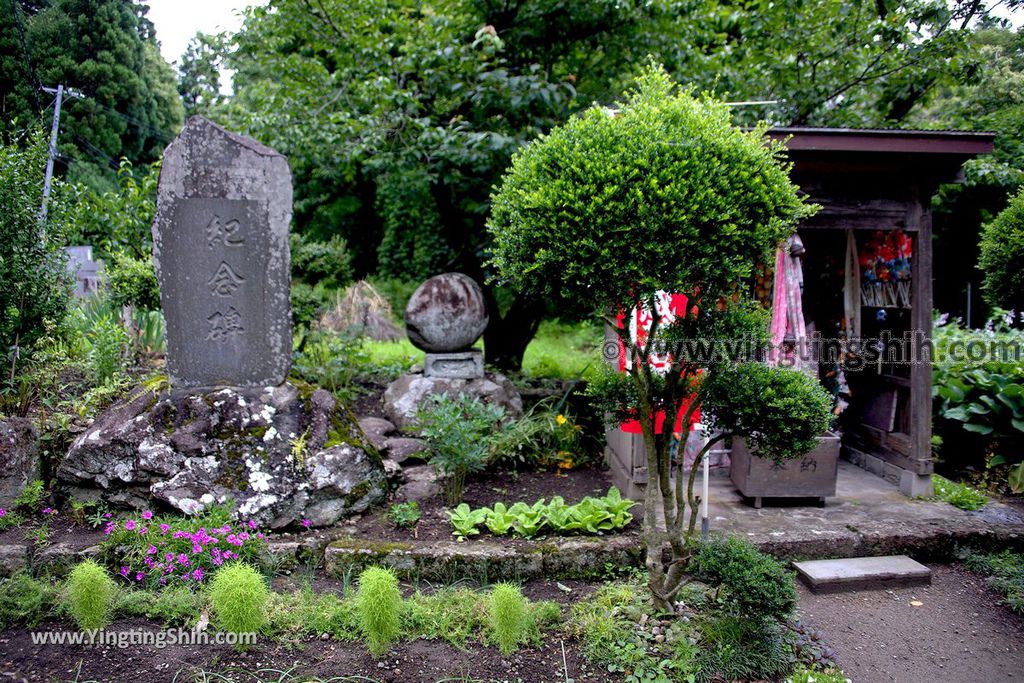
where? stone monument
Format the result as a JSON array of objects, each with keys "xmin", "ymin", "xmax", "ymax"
[
  {"xmin": 405, "ymin": 272, "xmax": 488, "ymax": 379},
  {"xmin": 383, "ymin": 273, "xmax": 522, "ymax": 429},
  {"xmin": 56, "ymin": 118, "xmax": 386, "ymax": 527},
  {"xmin": 152, "ymin": 116, "xmax": 292, "ymax": 387}
]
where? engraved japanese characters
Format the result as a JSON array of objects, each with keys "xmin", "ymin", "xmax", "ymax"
[{"xmin": 152, "ymin": 117, "xmax": 293, "ymax": 387}]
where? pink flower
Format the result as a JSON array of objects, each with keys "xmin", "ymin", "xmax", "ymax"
[
  {"xmin": 159, "ymin": 523, "xmax": 170, "ymax": 534},
  {"xmin": 192, "ymin": 568, "xmax": 204, "ymax": 581},
  {"xmin": 138, "ymin": 526, "xmax": 148, "ymax": 535},
  {"xmin": 141, "ymin": 510, "xmax": 153, "ymax": 520},
  {"xmin": 165, "ymin": 552, "xmax": 174, "ymax": 563},
  {"xmin": 103, "ymin": 512, "xmax": 112, "ymax": 519},
  {"xmin": 0, "ymin": 508, "xmax": 7, "ymax": 517},
  {"xmin": 42, "ymin": 507, "xmax": 55, "ymax": 515},
  {"xmin": 176, "ymin": 553, "xmax": 190, "ymax": 566},
  {"xmin": 103, "ymin": 522, "xmax": 116, "ymax": 535},
  {"xmin": 135, "ymin": 572, "xmax": 144, "ymax": 582},
  {"xmin": 120, "ymin": 566, "xmax": 130, "ymax": 577},
  {"xmin": 248, "ymin": 520, "xmax": 257, "ymax": 530},
  {"xmin": 302, "ymin": 519, "xmax": 312, "ymax": 529},
  {"xmin": 147, "ymin": 545, "xmax": 157, "ymax": 555},
  {"xmin": 124, "ymin": 520, "xmax": 136, "ymax": 531}
]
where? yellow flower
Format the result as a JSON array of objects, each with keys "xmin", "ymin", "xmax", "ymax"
[{"xmin": 555, "ymin": 414, "xmax": 567, "ymax": 426}]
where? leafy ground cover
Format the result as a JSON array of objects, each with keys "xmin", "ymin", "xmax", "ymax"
[{"xmin": 961, "ymin": 548, "xmax": 1024, "ymax": 613}]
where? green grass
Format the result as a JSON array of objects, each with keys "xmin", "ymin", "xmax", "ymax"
[
  {"xmin": 360, "ymin": 318, "xmax": 600, "ymax": 381},
  {"xmin": 360, "ymin": 337, "xmax": 423, "ymax": 368},
  {"xmin": 962, "ymin": 548, "xmax": 1024, "ymax": 613},
  {"xmin": 932, "ymin": 474, "xmax": 988, "ymax": 511},
  {"xmin": 521, "ymin": 320, "xmax": 601, "ymax": 380}
]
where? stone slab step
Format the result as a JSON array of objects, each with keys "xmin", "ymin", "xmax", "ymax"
[{"xmin": 794, "ymin": 555, "xmax": 931, "ymax": 593}]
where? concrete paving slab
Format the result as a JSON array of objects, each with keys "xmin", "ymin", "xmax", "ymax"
[
  {"xmin": 674, "ymin": 461, "xmax": 1024, "ymax": 559},
  {"xmin": 794, "ymin": 554, "xmax": 931, "ymax": 593}
]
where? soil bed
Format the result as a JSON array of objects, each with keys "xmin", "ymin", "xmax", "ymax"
[
  {"xmin": 349, "ymin": 464, "xmax": 638, "ymax": 543},
  {"xmin": 0, "ymin": 576, "xmax": 616, "ymax": 683}
]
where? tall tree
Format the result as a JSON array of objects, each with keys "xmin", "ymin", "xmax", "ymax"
[
  {"xmin": 177, "ymin": 31, "xmax": 225, "ymax": 117},
  {"xmin": 226, "ymin": 0, "xmax": 1003, "ymax": 370},
  {"xmin": 0, "ymin": 0, "xmax": 183, "ymax": 184},
  {"xmin": 228, "ymin": 0, "xmax": 647, "ymax": 370}
]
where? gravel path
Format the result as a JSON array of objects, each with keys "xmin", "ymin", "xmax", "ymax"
[{"xmin": 796, "ymin": 564, "xmax": 1024, "ymax": 683}]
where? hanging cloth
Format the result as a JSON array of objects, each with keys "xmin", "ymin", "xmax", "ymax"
[
  {"xmin": 769, "ymin": 235, "xmax": 807, "ymax": 367},
  {"xmin": 844, "ymin": 229, "xmax": 861, "ymax": 339}
]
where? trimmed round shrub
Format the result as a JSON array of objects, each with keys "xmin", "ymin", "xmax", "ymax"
[
  {"xmin": 691, "ymin": 535, "xmax": 796, "ymax": 621},
  {"xmin": 980, "ymin": 189, "xmax": 1024, "ymax": 310},
  {"xmin": 209, "ymin": 563, "xmax": 270, "ymax": 643},
  {"xmin": 356, "ymin": 566, "xmax": 402, "ymax": 657},
  {"xmin": 487, "ymin": 64, "xmax": 815, "ymax": 312},
  {"xmin": 66, "ymin": 559, "xmax": 116, "ymax": 631},
  {"xmin": 489, "ymin": 582, "xmax": 530, "ymax": 655},
  {"xmin": 701, "ymin": 362, "xmax": 833, "ymax": 461}
]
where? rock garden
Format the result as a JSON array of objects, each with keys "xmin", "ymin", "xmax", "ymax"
[{"xmin": 5, "ymin": 3, "xmax": 1024, "ymax": 683}]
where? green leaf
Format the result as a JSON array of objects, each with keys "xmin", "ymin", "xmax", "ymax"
[
  {"xmin": 963, "ymin": 423, "xmax": 995, "ymax": 435},
  {"xmin": 1009, "ymin": 463, "xmax": 1024, "ymax": 494}
]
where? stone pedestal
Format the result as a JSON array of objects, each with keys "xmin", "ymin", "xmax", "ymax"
[
  {"xmin": 383, "ymin": 372, "xmax": 523, "ymax": 430},
  {"xmin": 424, "ymin": 350, "xmax": 484, "ymax": 379}
]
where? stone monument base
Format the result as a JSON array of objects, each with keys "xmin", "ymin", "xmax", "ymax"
[
  {"xmin": 57, "ymin": 382, "xmax": 387, "ymax": 528},
  {"xmin": 383, "ymin": 371, "xmax": 523, "ymax": 430},
  {"xmin": 424, "ymin": 350, "xmax": 484, "ymax": 379}
]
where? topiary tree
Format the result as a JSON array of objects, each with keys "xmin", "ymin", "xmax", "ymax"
[
  {"xmin": 487, "ymin": 65, "xmax": 832, "ymax": 610},
  {"xmin": 980, "ymin": 189, "xmax": 1024, "ymax": 311}
]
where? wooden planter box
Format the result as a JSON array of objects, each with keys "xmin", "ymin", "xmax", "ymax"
[{"xmin": 730, "ymin": 432, "xmax": 841, "ymax": 508}]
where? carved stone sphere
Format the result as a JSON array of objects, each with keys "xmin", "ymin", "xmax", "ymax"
[{"xmin": 404, "ymin": 273, "xmax": 489, "ymax": 352}]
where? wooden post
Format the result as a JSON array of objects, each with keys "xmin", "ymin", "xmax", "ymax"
[{"xmin": 906, "ymin": 185, "xmax": 935, "ymax": 497}]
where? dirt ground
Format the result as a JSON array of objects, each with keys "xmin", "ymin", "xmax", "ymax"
[{"xmin": 797, "ymin": 564, "xmax": 1024, "ymax": 683}]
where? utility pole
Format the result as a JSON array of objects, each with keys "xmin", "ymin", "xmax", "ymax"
[
  {"xmin": 38, "ymin": 84, "xmax": 83, "ymax": 231},
  {"xmin": 39, "ymin": 84, "xmax": 64, "ymax": 229}
]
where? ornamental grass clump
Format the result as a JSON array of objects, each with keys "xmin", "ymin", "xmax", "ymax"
[
  {"xmin": 208, "ymin": 562, "xmax": 269, "ymax": 647},
  {"xmin": 66, "ymin": 559, "xmax": 116, "ymax": 631},
  {"xmin": 489, "ymin": 582, "xmax": 530, "ymax": 655},
  {"xmin": 356, "ymin": 566, "xmax": 402, "ymax": 657}
]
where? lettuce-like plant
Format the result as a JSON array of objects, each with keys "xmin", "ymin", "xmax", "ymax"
[
  {"xmin": 544, "ymin": 496, "xmax": 573, "ymax": 528},
  {"xmin": 565, "ymin": 498, "xmax": 615, "ymax": 533},
  {"xmin": 509, "ymin": 500, "xmax": 547, "ymax": 538},
  {"xmin": 485, "ymin": 502, "xmax": 517, "ymax": 535},
  {"xmin": 447, "ymin": 503, "xmax": 487, "ymax": 540}
]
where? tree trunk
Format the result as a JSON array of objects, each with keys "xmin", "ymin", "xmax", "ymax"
[{"xmin": 480, "ymin": 285, "xmax": 543, "ymax": 373}]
